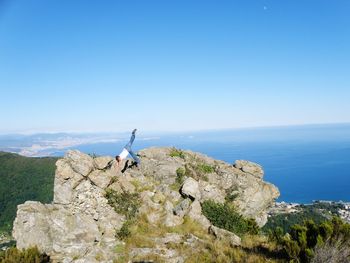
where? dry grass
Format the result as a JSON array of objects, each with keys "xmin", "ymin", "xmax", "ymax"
[
  {"xmin": 114, "ymin": 214, "xmax": 286, "ymax": 263},
  {"xmin": 167, "ymin": 216, "xmax": 209, "ymax": 240},
  {"xmin": 132, "ymin": 253, "xmax": 166, "ymax": 263}
]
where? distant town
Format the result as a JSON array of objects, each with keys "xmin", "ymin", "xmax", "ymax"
[{"xmin": 269, "ymin": 200, "xmax": 350, "ymax": 223}]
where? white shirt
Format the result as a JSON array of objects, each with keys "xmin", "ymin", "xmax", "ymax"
[{"xmin": 118, "ymin": 148, "xmax": 129, "ymax": 160}]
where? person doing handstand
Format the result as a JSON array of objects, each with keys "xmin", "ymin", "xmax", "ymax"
[{"xmin": 115, "ymin": 129, "xmax": 140, "ymax": 168}]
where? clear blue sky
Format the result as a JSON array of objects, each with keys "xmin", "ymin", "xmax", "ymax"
[{"xmin": 0, "ymin": 0, "xmax": 349, "ymax": 133}]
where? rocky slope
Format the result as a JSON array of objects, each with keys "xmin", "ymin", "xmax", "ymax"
[{"xmin": 12, "ymin": 147, "xmax": 279, "ymax": 263}]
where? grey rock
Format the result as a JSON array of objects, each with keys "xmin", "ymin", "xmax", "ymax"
[
  {"xmin": 233, "ymin": 180, "xmax": 279, "ymax": 226},
  {"xmin": 164, "ymin": 201, "xmax": 184, "ymax": 227},
  {"xmin": 209, "ymin": 225, "xmax": 241, "ymax": 246},
  {"xmin": 146, "ymin": 212, "xmax": 161, "ymax": 224},
  {"xmin": 187, "ymin": 200, "xmax": 211, "ymax": 230},
  {"xmin": 139, "ymin": 191, "xmax": 161, "ymax": 215},
  {"xmin": 88, "ymin": 169, "xmax": 114, "ymax": 189},
  {"xmin": 198, "ymin": 181, "xmax": 226, "ymax": 204},
  {"xmin": 13, "ymin": 151, "xmax": 122, "ymax": 263},
  {"xmin": 173, "ymin": 199, "xmax": 191, "ymax": 217},
  {"xmin": 107, "ymin": 175, "xmax": 136, "ymax": 194},
  {"xmin": 234, "ymin": 160, "xmax": 264, "ymax": 179},
  {"xmin": 53, "ymin": 159, "xmax": 84, "ymax": 205},
  {"xmin": 13, "ymin": 201, "xmax": 103, "ymax": 259},
  {"xmin": 66, "ymin": 150, "xmax": 94, "ymax": 176},
  {"xmin": 181, "ymin": 177, "xmax": 201, "ymax": 200},
  {"xmin": 94, "ymin": 156, "xmax": 113, "ymax": 170}
]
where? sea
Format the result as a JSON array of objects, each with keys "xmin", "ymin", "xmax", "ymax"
[{"xmin": 71, "ymin": 124, "xmax": 350, "ymax": 204}]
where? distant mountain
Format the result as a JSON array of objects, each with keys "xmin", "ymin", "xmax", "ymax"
[
  {"xmin": 0, "ymin": 152, "xmax": 58, "ymax": 233},
  {"xmin": 0, "ymin": 133, "xmax": 124, "ymax": 157}
]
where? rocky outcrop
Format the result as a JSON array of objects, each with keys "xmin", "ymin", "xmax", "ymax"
[
  {"xmin": 13, "ymin": 151, "xmax": 124, "ymax": 263},
  {"xmin": 12, "ymin": 147, "xmax": 279, "ymax": 262}
]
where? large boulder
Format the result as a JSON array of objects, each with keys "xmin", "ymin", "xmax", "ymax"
[
  {"xmin": 12, "ymin": 147, "xmax": 279, "ymax": 262},
  {"xmin": 181, "ymin": 177, "xmax": 201, "ymax": 200}
]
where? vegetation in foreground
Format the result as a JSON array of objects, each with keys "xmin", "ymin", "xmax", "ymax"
[
  {"xmin": 269, "ymin": 216, "xmax": 350, "ymax": 263},
  {"xmin": 0, "ymin": 152, "xmax": 57, "ymax": 233},
  {"xmin": 0, "ymin": 246, "xmax": 50, "ymax": 263},
  {"xmin": 109, "ymin": 193, "xmax": 350, "ymax": 263}
]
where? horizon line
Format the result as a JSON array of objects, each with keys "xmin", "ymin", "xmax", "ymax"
[{"xmin": 1, "ymin": 122, "xmax": 350, "ymax": 136}]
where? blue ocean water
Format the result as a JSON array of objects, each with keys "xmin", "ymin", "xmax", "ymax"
[{"xmin": 73, "ymin": 124, "xmax": 350, "ymax": 204}]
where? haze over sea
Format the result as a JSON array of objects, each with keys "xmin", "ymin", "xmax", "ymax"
[{"xmin": 72, "ymin": 124, "xmax": 350, "ymax": 204}]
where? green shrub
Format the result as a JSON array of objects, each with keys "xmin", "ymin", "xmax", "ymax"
[
  {"xmin": 262, "ymin": 205, "xmax": 327, "ymax": 234},
  {"xmin": 196, "ymin": 163, "xmax": 214, "ymax": 174},
  {"xmin": 201, "ymin": 200, "xmax": 259, "ymax": 236},
  {"xmin": 272, "ymin": 217, "xmax": 350, "ymax": 263},
  {"xmin": 268, "ymin": 226, "xmax": 284, "ymax": 244},
  {"xmin": 117, "ymin": 220, "xmax": 132, "ymax": 240},
  {"xmin": 105, "ymin": 189, "xmax": 141, "ymax": 220},
  {"xmin": 0, "ymin": 246, "xmax": 50, "ymax": 263},
  {"xmin": 175, "ymin": 167, "xmax": 186, "ymax": 185},
  {"xmin": 225, "ymin": 193, "xmax": 239, "ymax": 202},
  {"xmin": 169, "ymin": 148, "xmax": 186, "ymax": 159},
  {"xmin": 105, "ymin": 189, "xmax": 141, "ymax": 240}
]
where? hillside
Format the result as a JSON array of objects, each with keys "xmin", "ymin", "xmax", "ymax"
[
  {"xmin": 0, "ymin": 152, "xmax": 57, "ymax": 233},
  {"xmin": 12, "ymin": 148, "xmax": 280, "ymax": 262}
]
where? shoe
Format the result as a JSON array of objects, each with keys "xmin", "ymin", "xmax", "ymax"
[
  {"xmin": 132, "ymin": 129, "xmax": 137, "ymax": 135},
  {"xmin": 131, "ymin": 161, "xmax": 140, "ymax": 169}
]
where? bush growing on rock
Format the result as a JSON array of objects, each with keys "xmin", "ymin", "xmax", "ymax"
[
  {"xmin": 169, "ymin": 148, "xmax": 186, "ymax": 159},
  {"xmin": 202, "ymin": 200, "xmax": 259, "ymax": 236},
  {"xmin": 196, "ymin": 163, "xmax": 214, "ymax": 174},
  {"xmin": 105, "ymin": 189, "xmax": 141, "ymax": 239},
  {"xmin": 105, "ymin": 189, "xmax": 140, "ymax": 220},
  {"xmin": 175, "ymin": 167, "xmax": 186, "ymax": 185}
]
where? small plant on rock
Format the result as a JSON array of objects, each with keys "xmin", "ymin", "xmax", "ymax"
[
  {"xmin": 105, "ymin": 189, "xmax": 141, "ymax": 220},
  {"xmin": 105, "ymin": 189, "xmax": 141, "ymax": 240},
  {"xmin": 176, "ymin": 167, "xmax": 186, "ymax": 185},
  {"xmin": 196, "ymin": 163, "xmax": 214, "ymax": 174},
  {"xmin": 169, "ymin": 148, "xmax": 186, "ymax": 159}
]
